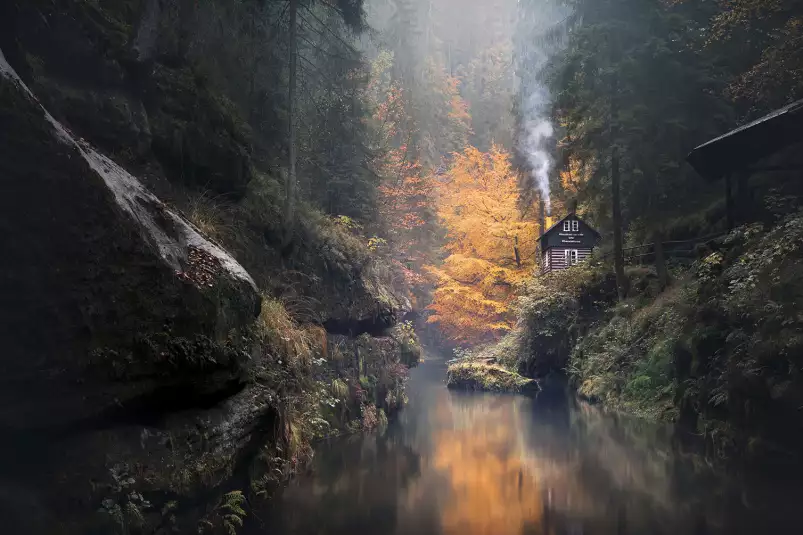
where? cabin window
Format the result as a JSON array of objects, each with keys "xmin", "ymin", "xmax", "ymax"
[
  {"xmin": 564, "ymin": 249, "xmax": 579, "ymax": 265},
  {"xmin": 571, "ymin": 220, "xmax": 579, "ymax": 232},
  {"xmin": 563, "ymin": 221, "xmax": 571, "ymax": 232}
]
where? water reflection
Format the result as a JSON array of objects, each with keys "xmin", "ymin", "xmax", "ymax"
[{"xmin": 258, "ymin": 359, "xmax": 800, "ymax": 535}]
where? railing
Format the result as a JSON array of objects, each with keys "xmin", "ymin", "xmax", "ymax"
[
  {"xmin": 535, "ymin": 232, "xmax": 728, "ymax": 278},
  {"xmin": 597, "ymin": 232, "xmax": 727, "ymax": 266}
]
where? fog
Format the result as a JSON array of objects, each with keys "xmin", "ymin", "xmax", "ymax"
[{"xmin": 516, "ymin": 0, "xmax": 572, "ymax": 212}]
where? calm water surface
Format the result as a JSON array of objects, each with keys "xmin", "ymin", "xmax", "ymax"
[{"xmin": 256, "ymin": 357, "xmax": 801, "ymax": 535}]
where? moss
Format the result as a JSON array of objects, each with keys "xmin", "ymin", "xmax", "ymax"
[
  {"xmin": 563, "ymin": 215, "xmax": 803, "ymax": 462},
  {"xmin": 446, "ymin": 360, "xmax": 539, "ymax": 394},
  {"xmin": 2, "ymin": 8, "xmax": 416, "ymax": 535},
  {"xmin": 391, "ymin": 321, "xmax": 422, "ymax": 367},
  {"xmin": 512, "ymin": 261, "xmax": 616, "ymax": 378}
]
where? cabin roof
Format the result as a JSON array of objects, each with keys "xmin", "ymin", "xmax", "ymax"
[
  {"xmin": 540, "ymin": 212, "xmax": 600, "ymax": 242},
  {"xmin": 686, "ymin": 99, "xmax": 803, "ymax": 180}
]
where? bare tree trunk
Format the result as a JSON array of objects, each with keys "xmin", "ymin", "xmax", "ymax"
[
  {"xmin": 610, "ymin": 56, "xmax": 626, "ymax": 300},
  {"xmin": 283, "ymin": 0, "xmax": 299, "ymax": 247},
  {"xmin": 611, "ymin": 144, "xmax": 626, "ymax": 300},
  {"xmin": 514, "ymin": 235, "xmax": 521, "ymax": 267}
]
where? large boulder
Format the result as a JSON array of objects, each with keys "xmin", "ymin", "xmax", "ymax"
[{"xmin": 0, "ymin": 48, "xmax": 263, "ymax": 533}]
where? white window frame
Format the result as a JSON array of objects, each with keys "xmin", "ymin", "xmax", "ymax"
[
  {"xmin": 563, "ymin": 220, "xmax": 571, "ymax": 232},
  {"xmin": 564, "ymin": 249, "xmax": 579, "ymax": 265},
  {"xmin": 571, "ymin": 220, "xmax": 579, "ymax": 232}
]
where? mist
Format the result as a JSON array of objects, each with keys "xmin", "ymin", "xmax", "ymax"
[{"xmin": 516, "ymin": 0, "xmax": 572, "ymax": 213}]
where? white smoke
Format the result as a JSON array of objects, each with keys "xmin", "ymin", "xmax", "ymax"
[
  {"xmin": 522, "ymin": 86, "xmax": 555, "ymax": 212},
  {"xmin": 516, "ymin": 1, "xmax": 572, "ymax": 213}
]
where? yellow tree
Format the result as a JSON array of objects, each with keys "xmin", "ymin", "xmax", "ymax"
[{"xmin": 426, "ymin": 146, "xmax": 538, "ymax": 344}]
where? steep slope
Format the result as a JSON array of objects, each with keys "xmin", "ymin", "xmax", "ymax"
[
  {"xmin": 1, "ymin": 45, "xmax": 266, "ymax": 533},
  {"xmin": 493, "ymin": 218, "xmax": 803, "ymax": 465},
  {"xmin": 0, "ymin": 3, "xmax": 418, "ymax": 534}
]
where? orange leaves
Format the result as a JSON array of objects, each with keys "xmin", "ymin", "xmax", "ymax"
[
  {"xmin": 559, "ymin": 155, "xmax": 589, "ymax": 194},
  {"xmin": 424, "ymin": 146, "xmax": 538, "ymax": 344},
  {"xmin": 436, "ymin": 145, "xmax": 538, "ymax": 264},
  {"xmin": 377, "ymin": 152, "xmax": 434, "ymax": 237}
]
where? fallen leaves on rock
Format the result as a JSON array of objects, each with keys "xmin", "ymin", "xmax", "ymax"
[{"xmin": 176, "ymin": 246, "xmax": 223, "ymax": 288}]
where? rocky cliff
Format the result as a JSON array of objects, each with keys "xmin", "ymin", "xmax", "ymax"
[{"xmin": 0, "ymin": 2, "xmax": 416, "ymax": 533}]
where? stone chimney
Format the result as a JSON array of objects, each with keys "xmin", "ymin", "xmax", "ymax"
[{"xmin": 568, "ymin": 198, "xmax": 578, "ymax": 215}]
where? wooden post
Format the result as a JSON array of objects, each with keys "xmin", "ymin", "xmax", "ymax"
[
  {"xmin": 653, "ymin": 230, "xmax": 668, "ymax": 291},
  {"xmin": 725, "ymin": 172, "xmax": 734, "ymax": 231}
]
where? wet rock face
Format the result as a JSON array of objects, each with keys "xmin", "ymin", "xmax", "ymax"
[
  {"xmin": 0, "ymin": 49, "xmax": 261, "ymax": 533},
  {"xmin": 0, "ymin": 0, "xmax": 254, "ymax": 198},
  {"xmin": 0, "ymin": 3, "xmax": 414, "ymax": 532}
]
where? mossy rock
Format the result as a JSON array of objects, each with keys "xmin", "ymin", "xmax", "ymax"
[{"xmin": 447, "ymin": 360, "xmax": 540, "ymax": 395}]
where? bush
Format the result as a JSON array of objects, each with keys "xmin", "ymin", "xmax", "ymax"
[
  {"xmin": 513, "ymin": 261, "xmax": 616, "ymax": 378},
  {"xmin": 566, "ymin": 212, "xmax": 803, "ymax": 458}
]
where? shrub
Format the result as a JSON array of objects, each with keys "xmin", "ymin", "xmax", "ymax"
[
  {"xmin": 512, "ymin": 260, "xmax": 615, "ymax": 378},
  {"xmin": 255, "ymin": 296, "xmax": 317, "ymax": 364}
]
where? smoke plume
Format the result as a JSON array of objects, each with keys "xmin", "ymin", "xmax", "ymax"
[{"xmin": 516, "ymin": 1, "xmax": 572, "ymax": 213}]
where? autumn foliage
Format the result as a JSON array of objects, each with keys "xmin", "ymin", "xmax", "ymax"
[
  {"xmin": 368, "ymin": 51, "xmax": 539, "ymax": 344},
  {"xmin": 425, "ymin": 146, "xmax": 538, "ymax": 344}
]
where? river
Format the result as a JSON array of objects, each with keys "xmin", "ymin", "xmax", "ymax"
[{"xmin": 254, "ymin": 356, "xmax": 801, "ymax": 535}]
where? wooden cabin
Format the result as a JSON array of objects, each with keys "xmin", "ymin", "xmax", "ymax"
[{"xmin": 539, "ymin": 212, "xmax": 600, "ymax": 273}]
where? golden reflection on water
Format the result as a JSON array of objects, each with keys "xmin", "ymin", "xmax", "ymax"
[
  {"xmin": 402, "ymin": 389, "xmax": 546, "ymax": 535},
  {"xmin": 431, "ymin": 401, "xmax": 543, "ymax": 534},
  {"xmin": 265, "ymin": 363, "xmax": 803, "ymax": 535}
]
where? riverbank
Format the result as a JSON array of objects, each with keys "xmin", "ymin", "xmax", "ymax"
[
  {"xmin": 0, "ymin": 3, "xmax": 419, "ymax": 532},
  {"xmin": 254, "ymin": 355, "xmax": 803, "ymax": 535},
  {"xmin": 486, "ymin": 216, "xmax": 803, "ymax": 463}
]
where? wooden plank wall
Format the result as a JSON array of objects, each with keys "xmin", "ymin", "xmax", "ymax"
[{"xmin": 543, "ymin": 248, "xmax": 593, "ymax": 273}]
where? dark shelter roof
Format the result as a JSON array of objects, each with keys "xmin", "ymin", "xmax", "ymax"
[{"xmin": 686, "ymin": 99, "xmax": 803, "ymax": 179}]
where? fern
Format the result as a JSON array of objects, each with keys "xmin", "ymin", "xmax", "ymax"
[
  {"xmin": 220, "ymin": 490, "xmax": 246, "ymax": 517},
  {"xmin": 124, "ymin": 501, "xmax": 146, "ymax": 530},
  {"xmin": 219, "ymin": 490, "xmax": 247, "ymax": 534},
  {"xmin": 199, "ymin": 490, "xmax": 247, "ymax": 535}
]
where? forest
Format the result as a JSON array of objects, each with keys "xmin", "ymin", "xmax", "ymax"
[{"xmin": 1, "ymin": 0, "xmax": 803, "ymax": 533}]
